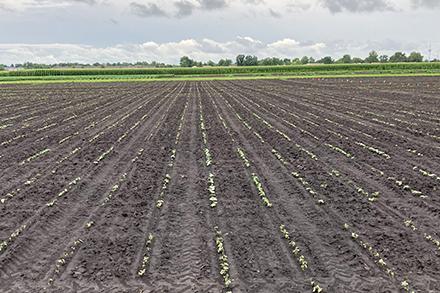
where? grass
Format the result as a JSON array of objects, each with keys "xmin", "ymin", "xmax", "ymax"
[
  {"xmin": 2, "ymin": 62, "xmax": 440, "ymax": 76},
  {"xmin": 1, "ymin": 63, "xmax": 440, "ymax": 84}
]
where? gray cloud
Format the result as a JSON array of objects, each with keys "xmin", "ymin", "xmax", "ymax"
[
  {"xmin": 242, "ymin": 0, "xmax": 265, "ymax": 4},
  {"xmin": 286, "ymin": 0, "xmax": 312, "ymax": 11},
  {"xmin": 70, "ymin": 0, "xmax": 98, "ymax": 5},
  {"xmin": 33, "ymin": 0, "xmax": 98, "ymax": 5},
  {"xmin": 199, "ymin": 0, "xmax": 228, "ymax": 10},
  {"xmin": 269, "ymin": 8, "xmax": 282, "ymax": 18},
  {"xmin": 242, "ymin": 0, "xmax": 266, "ymax": 5},
  {"xmin": 321, "ymin": 0, "xmax": 395, "ymax": 13},
  {"xmin": 130, "ymin": 2, "xmax": 167, "ymax": 18},
  {"xmin": 173, "ymin": 0, "xmax": 228, "ymax": 18},
  {"xmin": 411, "ymin": 0, "xmax": 440, "ymax": 8},
  {"xmin": 175, "ymin": 0, "xmax": 196, "ymax": 17},
  {"xmin": 0, "ymin": 4, "xmax": 12, "ymax": 11}
]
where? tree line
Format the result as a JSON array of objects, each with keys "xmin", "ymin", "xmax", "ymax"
[
  {"xmin": 180, "ymin": 51, "xmax": 430, "ymax": 67},
  {"xmin": 0, "ymin": 50, "xmax": 435, "ymax": 71},
  {"xmin": 0, "ymin": 61, "xmax": 174, "ymax": 70}
]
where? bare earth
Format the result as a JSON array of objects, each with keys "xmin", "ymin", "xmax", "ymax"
[{"xmin": 0, "ymin": 77, "xmax": 439, "ymax": 293}]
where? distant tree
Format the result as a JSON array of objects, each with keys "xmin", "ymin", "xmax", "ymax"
[
  {"xmin": 274, "ymin": 57, "xmax": 284, "ymax": 65},
  {"xmin": 135, "ymin": 61, "xmax": 150, "ymax": 66},
  {"xmin": 337, "ymin": 54, "xmax": 352, "ymax": 64},
  {"xmin": 180, "ymin": 56, "xmax": 195, "ymax": 67},
  {"xmin": 218, "ymin": 59, "xmax": 233, "ymax": 66},
  {"xmin": 407, "ymin": 51, "xmax": 424, "ymax": 62},
  {"xmin": 291, "ymin": 58, "xmax": 301, "ymax": 64},
  {"xmin": 259, "ymin": 57, "xmax": 291, "ymax": 66},
  {"xmin": 244, "ymin": 55, "xmax": 258, "ymax": 66},
  {"xmin": 379, "ymin": 55, "xmax": 389, "ymax": 63},
  {"xmin": 364, "ymin": 50, "xmax": 379, "ymax": 63},
  {"xmin": 21, "ymin": 62, "xmax": 51, "ymax": 69},
  {"xmin": 318, "ymin": 56, "xmax": 334, "ymax": 64},
  {"xmin": 309, "ymin": 57, "xmax": 316, "ymax": 63},
  {"xmin": 352, "ymin": 57, "xmax": 364, "ymax": 64},
  {"xmin": 206, "ymin": 60, "xmax": 216, "ymax": 66},
  {"xmin": 389, "ymin": 52, "xmax": 407, "ymax": 63},
  {"xmin": 236, "ymin": 54, "xmax": 246, "ymax": 66},
  {"xmin": 260, "ymin": 58, "xmax": 272, "ymax": 66},
  {"xmin": 300, "ymin": 56, "xmax": 310, "ymax": 64},
  {"xmin": 0, "ymin": 64, "xmax": 5, "ymax": 70}
]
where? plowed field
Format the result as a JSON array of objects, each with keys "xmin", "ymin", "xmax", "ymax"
[{"xmin": 0, "ymin": 77, "xmax": 439, "ymax": 292}]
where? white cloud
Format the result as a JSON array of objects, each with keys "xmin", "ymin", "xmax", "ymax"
[
  {"xmin": 0, "ymin": 1, "xmax": 439, "ymax": 65},
  {"xmin": 0, "ymin": 37, "xmax": 329, "ymax": 64},
  {"xmin": 3, "ymin": 37, "xmax": 428, "ymax": 65}
]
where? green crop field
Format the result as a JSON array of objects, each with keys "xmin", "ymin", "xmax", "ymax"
[{"xmin": 1, "ymin": 62, "xmax": 440, "ymax": 84}]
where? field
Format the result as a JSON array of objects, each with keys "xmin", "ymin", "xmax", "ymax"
[
  {"xmin": 1, "ymin": 62, "xmax": 440, "ymax": 84},
  {"xmin": 0, "ymin": 77, "xmax": 439, "ymax": 293}
]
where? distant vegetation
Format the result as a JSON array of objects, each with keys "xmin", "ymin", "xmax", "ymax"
[
  {"xmin": 179, "ymin": 51, "xmax": 429, "ymax": 67},
  {"xmin": 2, "ymin": 51, "xmax": 434, "ymax": 71},
  {"xmin": 1, "ymin": 51, "xmax": 439, "ymax": 84},
  {"xmin": 4, "ymin": 61, "xmax": 173, "ymax": 70},
  {"xmin": 0, "ymin": 62, "xmax": 439, "ymax": 77}
]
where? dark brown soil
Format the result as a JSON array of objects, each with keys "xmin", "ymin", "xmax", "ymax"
[{"xmin": 0, "ymin": 77, "xmax": 439, "ymax": 293}]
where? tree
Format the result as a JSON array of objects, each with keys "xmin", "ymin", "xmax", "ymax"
[
  {"xmin": 407, "ymin": 52, "xmax": 424, "ymax": 62},
  {"xmin": 291, "ymin": 58, "xmax": 301, "ymax": 64},
  {"xmin": 337, "ymin": 54, "xmax": 352, "ymax": 64},
  {"xmin": 300, "ymin": 56, "xmax": 310, "ymax": 64},
  {"xmin": 364, "ymin": 51, "xmax": 379, "ymax": 63},
  {"xmin": 236, "ymin": 54, "xmax": 246, "ymax": 66},
  {"xmin": 318, "ymin": 56, "xmax": 334, "ymax": 64},
  {"xmin": 206, "ymin": 60, "xmax": 216, "ymax": 66},
  {"xmin": 258, "ymin": 57, "xmax": 291, "ymax": 66},
  {"xmin": 244, "ymin": 55, "xmax": 258, "ymax": 66},
  {"xmin": 260, "ymin": 58, "xmax": 274, "ymax": 66},
  {"xmin": 180, "ymin": 56, "xmax": 195, "ymax": 67},
  {"xmin": 309, "ymin": 57, "xmax": 316, "ymax": 63},
  {"xmin": 379, "ymin": 55, "xmax": 389, "ymax": 63},
  {"xmin": 352, "ymin": 57, "xmax": 364, "ymax": 64},
  {"xmin": 389, "ymin": 52, "xmax": 407, "ymax": 63},
  {"xmin": 218, "ymin": 59, "xmax": 233, "ymax": 66}
]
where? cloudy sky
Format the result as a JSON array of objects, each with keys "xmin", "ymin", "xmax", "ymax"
[{"xmin": 0, "ymin": 0, "xmax": 439, "ymax": 64}]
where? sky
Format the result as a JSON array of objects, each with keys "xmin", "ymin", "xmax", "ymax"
[{"xmin": 0, "ymin": 0, "xmax": 439, "ymax": 64}]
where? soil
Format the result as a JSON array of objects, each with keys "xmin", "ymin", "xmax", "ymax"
[{"xmin": 0, "ymin": 77, "xmax": 439, "ymax": 292}]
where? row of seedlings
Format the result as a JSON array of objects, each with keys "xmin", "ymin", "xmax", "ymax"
[
  {"xmin": 204, "ymin": 82, "xmax": 324, "ymax": 292},
  {"xmin": 197, "ymin": 86, "xmax": 233, "ymax": 292},
  {"xmin": 215, "ymin": 81, "xmax": 419, "ymax": 292},
  {"xmin": 136, "ymin": 84, "xmax": 188, "ymax": 277},
  {"xmin": 46, "ymin": 84, "xmax": 185, "ymax": 285}
]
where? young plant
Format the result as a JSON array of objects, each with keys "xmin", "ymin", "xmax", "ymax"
[
  {"xmin": 208, "ymin": 173, "xmax": 218, "ymax": 208},
  {"xmin": 251, "ymin": 173, "xmax": 272, "ymax": 207},
  {"xmin": 214, "ymin": 226, "xmax": 233, "ymax": 290},
  {"xmin": 138, "ymin": 233, "xmax": 155, "ymax": 276},
  {"xmin": 237, "ymin": 148, "xmax": 251, "ymax": 167}
]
